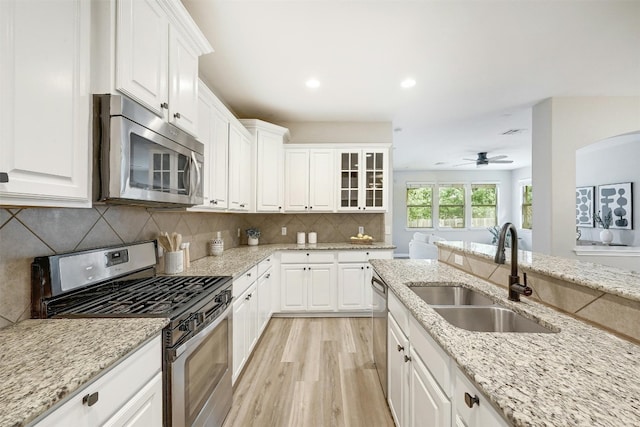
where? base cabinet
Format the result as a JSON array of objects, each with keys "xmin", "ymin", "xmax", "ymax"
[
  {"xmin": 232, "ymin": 279, "xmax": 258, "ymax": 383},
  {"xmin": 453, "ymin": 367, "xmax": 509, "ymax": 427},
  {"xmin": 34, "ymin": 336, "xmax": 162, "ymax": 427},
  {"xmin": 408, "ymin": 347, "xmax": 451, "ymax": 427},
  {"xmin": 280, "ymin": 263, "xmax": 336, "ymax": 312}
]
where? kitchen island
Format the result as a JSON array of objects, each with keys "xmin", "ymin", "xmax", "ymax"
[{"xmin": 371, "ymin": 258, "xmax": 640, "ymax": 427}]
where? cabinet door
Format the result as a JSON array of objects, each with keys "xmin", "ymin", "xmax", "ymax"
[
  {"xmin": 210, "ymin": 108, "xmax": 229, "ymax": 209},
  {"xmin": 0, "ymin": 0, "xmax": 91, "ymax": 207},
  {"xmin": 309, "ymin": 149, "xmax": 335, "ymax": 212},
  {"xmin": 454, "ymin": 367, "xmax": 509, "ymax": 427},
  {"xmin": 408, "ymin": 348, "xmax": 451, "ymax": 427},
  {"xmin": 246, "ymin": 283, "xmax": 258, "ymax": 355},
  {"xmin": 280, "ymin": 264, "xmax": 307, "ymax": 311},
  {"xmin": 102, "ymin": 372, "xmax": 163, "ymax": 427},
  {"xmin": 232, "ymin": 294, "xmax": 248, "ymax": 381},
  {"xmin": 362, "ymin": 150, "xmax": 387, "ymax": 211},
  {"xmin": 228, "ymin": 125, "xmax": 243, "ymax": 210},
  {"xmin": 239, "ymin": 133, "xmax": 252, "ymax": 210},
  {"xmin": 168, "ymin": 27, "xmax": 199, "ymax": 136},
  {"xmin": 337, "ymin": 151, "xmax": 360, "ymax": 211},
  {"xmin": 284, "ymin": 149, "xmax": 310, "ymax": 212},
  {"xmin": 337, "ymin": 263, "xmax": 367, "ymax": 311},
  {"xmin": 257, "ymin": 269, "xmax": 272, "ymax": 334},
  {"xmin": 307, "ymin": 263, "xmax": 336, "ymax": 311},
  {"xmin": 256, "ymin": 131, "xmax": 284, "ymax": 212},
  {"xmin": 388, "ymin": 314, "xmax": 409, "ymax": 427},
  {"xmin": 116, "ymin": 0, "xmax": 168, "ymax": 117}
]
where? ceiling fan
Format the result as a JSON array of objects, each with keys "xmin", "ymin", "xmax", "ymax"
[{"xmin": 455, "ymin": 152, "xmax": 514, "ymax": 167}]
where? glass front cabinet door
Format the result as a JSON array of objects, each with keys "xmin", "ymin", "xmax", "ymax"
[{"xmin": 338, "ymin": 149, "xmax": 387, "ymax": 212}]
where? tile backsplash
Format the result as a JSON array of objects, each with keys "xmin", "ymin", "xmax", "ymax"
[{"xmin": 0, "ymin": 206, "xmax": 383, "ymax": 328}]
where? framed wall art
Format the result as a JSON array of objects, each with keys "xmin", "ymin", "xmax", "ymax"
[
  {"xmin": 576, "ymin": 186, "xmax": 594, "ymax": 227},
  {"xmin": 597, "ymin": 182, "xmax": 633, "ymax": 230}
]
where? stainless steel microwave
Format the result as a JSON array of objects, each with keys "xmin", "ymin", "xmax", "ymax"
[{"xmin": 93, "ymin": 94, "xmax": 203, "ymax": 207}]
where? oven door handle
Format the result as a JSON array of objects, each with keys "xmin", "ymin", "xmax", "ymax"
[{"xmin": 173, "ymin": 302, "xmax": 232, "ymax": 361}]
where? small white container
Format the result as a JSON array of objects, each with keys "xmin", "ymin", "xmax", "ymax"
[
  {"xmin": 209, "ymin": 231, "xmax": 224, "ymax": 256},
  {"xmin": 165, "ymin": 250, "xmax": 184, "ymax": 274},
  {"xmin": 308, "ymin": 232, "xmax": 317, "ymax": 245},
  {"xmin": 297, "ymin": 232, "xmax": 306, "ymax": 245}
]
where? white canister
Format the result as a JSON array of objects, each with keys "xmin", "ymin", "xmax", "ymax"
[
  {"xmin": 209, "ymin": 232, "xmax": 224, "ymax": 256},
  {"xmin": 297, "ymin": 232, "xmax": 306, "ymax": 245},
  {"xmin": 165, "ymin": 250, "xmax": 184, "ymax": 274},
  {"xmin": 308, "ymin": 232, "xmax": 317, "ymax": 245}
]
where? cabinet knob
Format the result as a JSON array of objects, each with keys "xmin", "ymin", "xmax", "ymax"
[
  {"xmin": 266, "ymin": 273, "xmax": 271, "ymax": 279},
  {"xmin": 0, "ymin": 172, "xmax": 8, "ymax": 183},
  {"xmin": 82, "ymin": 392, "xmax": 99, "ymax": 407},
  {"xmin": 358, "ymin": 207, "xmax": 362, "ymax": 210},
  {"xmin": 160, "ymin": 102, "xmax": 168, "ymax": 109},
  {"xmin": 174, "ymin": 112, "xmax": 181, "ymax": 119},
  {"xmin": 397, "ymin": 344, "xmax": 404, "ymax": 352},
  {"xmin": 309, "ymin": 206, "xmax": 313, "ymax": 209},
  {"xmin": 403, "ymin": 355, "xmax": 411, "ymax": 363},
  {"xmin": 464, "ymin": 392, "xmax": 480, "ymax": 408},
  {"xmin": 361, "ymin": 266, "xmax": 364, "ymax": 270},
  {"xmin": 247, "ymin": 272, "xmax": 251, "ymax": 277},
  {"xmin": 363, "ymin": 207, "xmax": 366, "ymax": 210},
  {"xmin": 278, "ymin": 206, "xmax": 282, "ymax": 210}
]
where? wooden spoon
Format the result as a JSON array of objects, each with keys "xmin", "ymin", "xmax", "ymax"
[
  {"xmin": 158, "ymin": 233, "xmax": 172, "ymax": 252},
  {"xmin": 173, "ymin": 233, "xmax": 182, "ymax": 252}
]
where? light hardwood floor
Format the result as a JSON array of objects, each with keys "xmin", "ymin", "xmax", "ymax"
[{"xmin": 223, "ymin": 317, "xmax": 395, "ymax": 427}]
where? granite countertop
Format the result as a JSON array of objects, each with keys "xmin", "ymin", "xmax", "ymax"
[
  {"xmin": 370, "ymin": 259, "xmax": 640, "ymax": 427},
  {"xmin": 182, "ymin": 242, "xmax": 395, "ymax": 278},
  {"xmin": 437, "ymin": 240, "xmax": 640, "ymax": 302},
  {"xmin": 0, "ymin": 318, "xmax": 169, "ymax": 427}
]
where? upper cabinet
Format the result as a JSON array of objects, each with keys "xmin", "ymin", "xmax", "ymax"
[
  {"xmin": 228, "ymin": 123, "xmax": 253, "ymax": 211},
  {"xmin": 0, "ymin": 0, "xmax": 92, "ymax": 207},
  {"xmin": 284, "ymin": 148, "xmax": 335, "ymax": 213},
  {"xmin": 99, "ymin": 0, "xmax": 213, "ymax": 136},
  {"xmin": 241, "ymin": 120, "xmax": 289, "ymax": 213},
  {"xmin": 337, "ymin": 149, "xmax": 388, "ymax": 212}
]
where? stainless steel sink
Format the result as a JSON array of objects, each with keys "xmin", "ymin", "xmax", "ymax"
[
  {"xmin": 432, "ymin": 306, "xmax": 557, "ymax": 333},
  {"xmin": 410, "ymin": 286, "xmax": 495, "ymax": 306}
]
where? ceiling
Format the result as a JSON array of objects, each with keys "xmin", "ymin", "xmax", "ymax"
[{"xmin": 181, "ymin": 0, "xmax": 640, "ymax": 171}]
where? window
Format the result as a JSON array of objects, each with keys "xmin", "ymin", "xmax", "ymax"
[
  {"xmin": 406, "ymin": 183, "xmax": 433, "ymax": 228},
  {"xmin": 471, "ymin": 184, "xmax": 497, "ymax": 227},
  {"xmin": 522, "ymin": 184, "xmax": 533, "ymax": 229},
  {"xmin": 439, "ymin": 185, "xmax": 465, "ymax": 228}
]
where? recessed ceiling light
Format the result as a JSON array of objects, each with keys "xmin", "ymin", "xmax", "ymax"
[
  {"xmin": 400, "ymin": 78, "xmax": 416, "ymax": 89},
  {"xmin": 306, "ymin": 78, "xmax": 320, "ymax": 89}
]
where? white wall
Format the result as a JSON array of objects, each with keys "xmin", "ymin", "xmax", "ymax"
[
  {"xmin": 531, "ymin": 96, "xmax": 640, "ymax": 270},
  {"xmin": 576, "ymin": 133, "xmax": 640, "ymax": 247},
  {"xmin": 392, "ymin": 169, "xmax": 514, "ymax": 256}
]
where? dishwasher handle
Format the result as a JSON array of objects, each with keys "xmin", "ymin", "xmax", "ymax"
[{"xmin": 371, "ymin": 276, "xmax": 387, "ymax": 296}]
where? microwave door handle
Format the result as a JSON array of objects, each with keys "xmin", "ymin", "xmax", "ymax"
[{"xmin": 190, "ymin": 152, "xmax": 201, "ymax": 198}]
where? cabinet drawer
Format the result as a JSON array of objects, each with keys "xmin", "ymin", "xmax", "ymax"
[
  {"xmin": 233, "ymin": 265, "xmax": 258, "ymax": 296},
  {"xmin": 409, "ymin": 316, "xmax": 451, "ymax": 397},
  {"xmin": 454, "ymin": 367, "xmax": 509, "ymax": 427},
  {"xmin": 257, "ymin": 256, "xmax": 273, "ymax": 276},
  {"xmin": 35, "ymin": 335, "xmax": 162, "ymax": 427},
  {"xmin": 280, "ymin": 251, "xmax": 335, "ymax": 264},
  {"xmin": 337, "ymin": 251, "xmax": 367, "ymax": 263},
  {"xmin": 367, "ymin": 250, "xmax": 393, "ymax": 260},
  {"xmin": 389, "ymin": 292, "xmax": 410, "ymax": 335}
]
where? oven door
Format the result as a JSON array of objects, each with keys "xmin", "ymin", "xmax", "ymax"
[
  {"xmin": 169, "ymin": 304, "xmax": 232, "ymax": 427},
  {"xmin": 104, "ymin": 115, "xmax": 203, "ymax": 206}
]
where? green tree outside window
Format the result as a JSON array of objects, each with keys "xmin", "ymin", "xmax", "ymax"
[
  {"xmin": 522, "ymin": 185, "xmax": 533, "ymax": 229},
  {"xmin": 406, "ymin": 185, "xmax": 433, "ymax": 228},
  {"xmin": 471, "ymin": 184, "xmax": 497, "ymax": 227},
  {"xmin": 439, "ymin": 185, "xmax": 465, "ymax": 228}
]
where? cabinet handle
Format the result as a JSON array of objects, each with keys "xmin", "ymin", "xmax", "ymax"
[
  {"xmin": 464, "ymin": 392, "xmax": 480, "ymax": 408},
  {"xmin": 0, "ymin": 172, "xmax": 8, "ymax": 183},
  {"xmin": 160, "ymin": 102, "xmax": 168, "ymax": 109},
  {"xmin": 403, "ymin": 355, "xmax": 411, "ymax": 363},
  {"xmin": 82, "ymin": 392, "xmax": 99, "ymax": 407},
  {"xmin": 174, "ymin": 112, "xmax": 181, "ymax": 119},
  {"xmin": 210, "ymin": 200, "xmax": 218, "ymax": 205},
  {"xmin": 247, "ymin": 272, "xmax": 252, "ymax": 277},
  {"xmin": 397, "ymin": 344, "xmax": 404, "ymax": 352},
  {"xmin": 266, "ymin": 273, "xmax": 271, "ymax": 279},
  {"xmin": 245, "ymin": 293, "xmax": 252, "ymax": 300}
]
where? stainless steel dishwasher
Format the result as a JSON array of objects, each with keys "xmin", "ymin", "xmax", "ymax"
[{"xmin": 371, "ymin": 270, "xmax": 388, "ymax": 397}]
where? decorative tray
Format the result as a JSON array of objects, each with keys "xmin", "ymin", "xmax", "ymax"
[{"xmin": 350, "ymin": 238, "xmax": 374, "ymax": 245}]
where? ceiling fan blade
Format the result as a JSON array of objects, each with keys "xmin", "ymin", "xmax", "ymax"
[
  {"xmin": 486, "ymin": 155, "xmax": 508, "ymax": 161},
  {"xmin": 453, "ymin": 161, "xmax": 476, "ymax": 167},
  {"xmin": 488, "ymin": 160, "xmax": 513, "ymax": 164},
  {"xmin": 462, "ymin": 158, "xmax": 477, "ymax": 161}
]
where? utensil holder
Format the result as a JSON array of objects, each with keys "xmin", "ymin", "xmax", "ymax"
[{"xmin": 165, "ymin": 250, "xmax": 184, "ymax": 274}]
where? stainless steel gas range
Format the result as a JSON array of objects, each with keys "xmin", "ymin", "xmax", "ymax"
[{"xmin": 31, "ymin": 240, "xmax": 233, "ymax": 427}]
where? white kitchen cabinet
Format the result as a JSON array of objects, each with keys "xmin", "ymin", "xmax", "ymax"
[
  {"xmin": 0, "ymin": 0, "xmax": 91, "ymax": 207},
  {"xmin": 337, "ymin": 149, "xmax": 388, "ymax": 212},
  {"xmin": 112, "ymin": 0, "xmax": 212, "ymax": 136},
  {"xmin": 228, "ymin": 123, "xmax": 253, "ymax": 211},
  {"xmin": 388, "ymin": 312, "xmax": 410, "ymax": 427},
  {"xmin": 232, "ymin": 275, "xmax": 258, "ymax": 383},
  {"xmin": 241, "ymin": 120, "xmax": 289, "ymax": 213},
  {"xmin": 257, "ymin": 261, "xmax": 273, "ymax": 335},
  {"xmin": 192, "ymin": 81, "xmax": 229, "ymax": 210},
  {"xmin": 280, "ymin": 252, "xmax": 337, "ymax": 312},
  {"xmin": 34, "ymin": 336, "xmax": 162, "ymax": 427},
  {"xmin": 453, "ymin": 367, "xmax": 509, "ymax": 427},
  {"xmin": 408, "ymin": 346, "xmax": 451, "ymax": 427},
  {"xmin": 284, "ymin": 148, "xmax": 335, "ymax": 212},
  {"xmin": 337, "ymin": 250, "xmax": 393, "ymax": 312}
]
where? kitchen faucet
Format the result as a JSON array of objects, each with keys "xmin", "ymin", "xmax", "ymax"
[{"xmin": 494, "ymin": 222, "xmax": 533, "ymax": 302}]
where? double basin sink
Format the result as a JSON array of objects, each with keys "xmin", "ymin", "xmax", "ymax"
[{"xmin": 410, "ymin": 285, "xmax": 556, "ymax": 333}]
